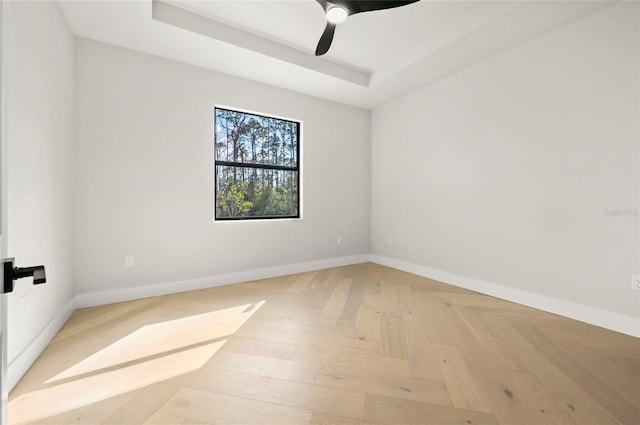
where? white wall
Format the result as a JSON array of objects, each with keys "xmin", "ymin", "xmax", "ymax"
[
  {"xmin": 73, "ymin": 38, "xmax": 370, "ymax": 298},
  {"xmin": 6, "ymin": 1, "xmax": 75, "ymax": 384},
  {"xmin": 371, "ymin": 2, "xmax": 639, "ymax": 331}
]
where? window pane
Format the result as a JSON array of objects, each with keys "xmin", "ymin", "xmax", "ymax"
[
  {"xmin": 215, "ymin": 108, "xmax": 298, "ymax": 168},
  {"xmin": 216, "ymin": 165, "xmax": 299, "ymax": 218}
]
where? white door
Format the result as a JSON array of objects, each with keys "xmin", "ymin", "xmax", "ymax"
[
  {"xmin": 0, "ymin": 1, "xmax": 8, "ymax": 425},
  {"xmin": 0, "ymin": 0, "xmax": 8, "ymax": 422}
]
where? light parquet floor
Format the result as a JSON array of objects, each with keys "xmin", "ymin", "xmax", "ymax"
[{"xmin": 8, "ymin": 263, "xmax": 640, "ymax": 424}]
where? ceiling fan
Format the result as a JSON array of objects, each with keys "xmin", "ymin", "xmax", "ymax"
[{"xmin": 314, "ymin": 0, "xmax": 421, "ymax": 56}]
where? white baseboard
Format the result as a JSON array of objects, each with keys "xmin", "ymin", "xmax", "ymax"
[
  {"xmin": 74, "ymin": 254, "xmax": 371, "ymax": 308},
  {"xmin": 370, "ymin": 254, "xmax": 639, "ymax": 338},
  {"xmin": 7, "ymin": 297, "xmax": 76, "ymax": 391}
]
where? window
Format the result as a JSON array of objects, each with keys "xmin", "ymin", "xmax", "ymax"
[{"xmin": 214, "ymin": 107, "xmax": 300, "ymax": 220}]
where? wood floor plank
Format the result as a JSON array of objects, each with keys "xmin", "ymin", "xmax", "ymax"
[
  {"xmin": 295, "ymin": 334, "xmax": 379, "ymax": 356},
  {"xmin": 142, "ymin": 412, "xmax": 186, "ymax": 425},
  {"xmin": 414, "ymin": 293, "xmax": 457, "ymax": 345},
  {"xmin": 237, "ymin": 317, "xmax": 357, "ymax": 340},
  {"xmin": 433, "ymin": 344, "xmax": 491, "ymax": 413},
  {"xmin": 457, "ymin": 305, "xmax": 530, "ymax": 371},
  {"xmin": 207, "ymin": 350, "xmax": 451, "ymax": 406},
  {"xmin": 286, "ymin": 271, "xmax": 318, "ymax": 294},
  {"xmin": 221, "ymin": 336, "xmax": 297, "ymax": 360},
  {"xmin": 169, "ymin": 366, "xmax": 366, "ymax": 419},
  {"xmin": 338, "ymin": 279, "xmax": 366, "ymax": 327},
  {"xmin": 548, "ymin": 335, "xmax": 640, "ymax": 411},
  {"xmin": 518, "ymin": 325, "xmax": 637, "ymax": 424},
  {"xmin": 400, "ymin": 303, "xmax": 445, "ymax": 382},
  {"xmin": 307, "ymin": 270, "xmax": 340, "ymax": 311},
  {"xmin": 500, "ymin": 370, "xmax": 578, "ymax": 425},
  {"xmin": 356, "ymin": 293, "xmax": 382, "ymax": 342},
  {"xmin": 379, "ymin": 317, "xmax": 409, "ymax": 359},
  {"xmin": 393, "ymin": 283, "xmax": 414, "ymax": 305},
  {"xmin": 28, "ymin": 389, "xmax": 142, "ymax": 425},
  {"xmin": 379, "ymin": 282, "xmax": 401, "ymax": 319},
  {"xmin": 431, "ymin": 302, "xmax": 547, "ymax": 425},
  {"xmin": 540, "ymin": 324, "xmax": 640, "ymax": 360},
  {"xmin": 364, "ymin": 394, "xmax": 498, "ymax": 425},
  {"xmin": 322, "ymin": 278, "xmax": 353, "ymax": 318},
  {"xmin": 499, "ymin": 320, "xmax": 625, "ymax": 424},
  {"xmin": 158, "ymin": 388, "xmax": 312, "ymax": 425},
  {"xmin": 310, "ymin": 411, "xmax": 381, "ymax": 425},
  {"xmin": 234, "ymin": 321, "xmax": 377, "ymax": 357},
  {"xmin": 104, "ymin": 382, "xmax": 180, "ymax": 425},
  {"xmin": 291, "ymin": 345, "xmax": 411, "ymax": 377},
  {"xmin": 51, "ymin": 297, "xmax": 162, "ymax": 344}
]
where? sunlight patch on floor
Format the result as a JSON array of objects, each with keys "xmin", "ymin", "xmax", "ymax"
[
  {"xmin": 9, "ymin": 301, "xmax": 265, "ymax": 424},
  {"xmin": 10, "ymin": 341, "xmax": 225, "ymax": 424},
  {"xmin": 48, "ymin": 300, "xmax": 265, "ymax": 383}
]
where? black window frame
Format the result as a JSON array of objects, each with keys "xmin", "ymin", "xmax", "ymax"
[{"xmin": 214, "ymin": 106, "xmax": 301, "ymax": 221}]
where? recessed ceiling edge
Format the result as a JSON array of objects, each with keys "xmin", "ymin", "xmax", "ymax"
[{"xmin": 151, "ymin": 0, "xmax": 370, "ymax": 87}]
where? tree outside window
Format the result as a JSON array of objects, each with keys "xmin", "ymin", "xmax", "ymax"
[{"xmin": 214, "ymin": 107, "xmax": 300, "ymax": 220}]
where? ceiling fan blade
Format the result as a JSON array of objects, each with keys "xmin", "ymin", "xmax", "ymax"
[
  {"xmin": 315, "ymin": 21, "xmax": 336, "ymax": 56},
  {"xmin": 314, "ymin": 0, "xmax": 328, "ymax": 11},
  {"xmin": 333, "ymin": 0, "xmax": 420, "ymax": 15},
  {"xmin": 313, "ymin": 0, "xmax": 419, "ymax": 55}
]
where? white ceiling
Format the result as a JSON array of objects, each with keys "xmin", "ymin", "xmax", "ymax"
[{"xmin": 58, "ymin": 0, "xmax": 615, "ymax": 109}]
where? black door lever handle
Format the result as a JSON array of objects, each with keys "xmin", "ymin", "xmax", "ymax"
[{"xmin": 3, "ymin": 258, "xmax": 46, "ymax": 293}]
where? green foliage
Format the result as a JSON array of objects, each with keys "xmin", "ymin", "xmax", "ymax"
[
  {"xmin": 216, "ymin": 179, "xmax": 253, "ymax": 217},
  {"xmin": 215, "ymin": 172, "xmax": 298, "ymax": 218}
]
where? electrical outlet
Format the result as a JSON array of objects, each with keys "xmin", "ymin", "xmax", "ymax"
[
  {"xmin": 336, "ymin": 236, "xmax": 342, "ymax": 246},
  {"xmin": 386, "ymin": 237, "xmax": 392, "ymax": 246},
  {"xmin": 125, "ymin": 256, "xmax": 135, "ymax": 268},
  {"xmin": 631, "ymin": 275, "xmax": 640, "ymax": 291}
]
